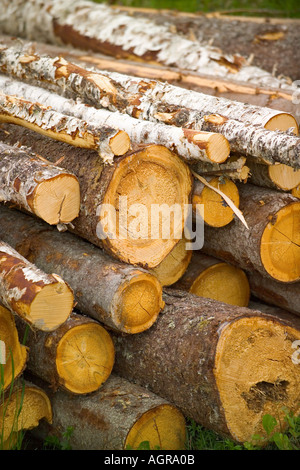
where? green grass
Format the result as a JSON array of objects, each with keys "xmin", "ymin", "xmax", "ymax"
[{"xmin": 93, "ymin": 0, "xmax": 300, "ymax": 18}]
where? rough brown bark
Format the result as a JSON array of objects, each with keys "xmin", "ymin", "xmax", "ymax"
[
  {"xmin": 0, "ymin": 123, "xmax": 193, "ymax": 268},
  {"xmin": 0, "ymin": 141, "xmax": 80, "ymax": 225},
  {"xmin": 0, "ymin": 205, "xmax": 164, "ymax": 334},
  {"xmin": 202, "ymin": 183, "xmax": 300, "ymax": 283},
  {"xmin": 14, "ymin": 312, "xmax": 115, "ymax": 395},
  {"xmin": 29, "ymin": 374, "xmax": 187, "ymax": 450},
  {"xmin": 246, "ymin": 158, "xmax": 300, "ymax": 192},
  {"xmin": 247, "ymin": 270, "xmax": 300, "ymax": 316},
  {"xmin": 0, "ymin": 240, "xmax": 73, "ymax": 331},
  {"xmin": 112, "ymin": 288, "xmax": 300, "ymax": 443}
]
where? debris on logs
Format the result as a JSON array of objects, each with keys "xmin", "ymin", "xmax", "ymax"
[
  {"xmin": 0, "ymin": 141, "xmax": 80, "ymax": 225},
  {"xmin": 15, "ymin": 312, "xmax": 115, "ymax": 395},
  {"xmin": 0, "ymin": 205, "xmax": 164, "ymax": 334},
  {"xmin": 112, "ymin": 289, "xmax": 300, "ymax": 443},
  {"xmin": 0, "ymin": 240, "xmax": 73, "ymax": 331},
  {"xmin": 30, "ymin": 374, "xmax": 187, "ymax": 450},
  {"xmin": 174, "ymin": 252, "xmax": 250, "ymax": 307}
]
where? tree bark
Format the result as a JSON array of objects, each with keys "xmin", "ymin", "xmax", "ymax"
[
  {"xmin": 112, "ymin": 288, "xmax": 300, "ymax": 443},
  {"xmin": 0, "ymin": 141, "xmax": 80, "ymax": 225},
  {"xmin": 247, "ymin": 270, "xmax": 300, "ymax": 316},
  {"xmin": 0, "ymin": 304, "xmax": 27, "ymax": 392},
  {"xmin": 246, "ymin": 158, "xmax": 300, "ymax": 192},
  {"xmin": 0, "ymin": 240, "xmax": 73, "ymax": 331},
  {"xmin": 0, "ymin": 205, "xmax": 164, "ymax": 335},
  {"xmin": 0, "ymin": 123, "xmax": 193, "ymax": 269},
  {"xmin": 30, "ymin": 374, "xmax": 187, "ymax": 450},
  {"xmin": 174, "ymin": 252, "xmax": 250, "ymax": 307},
  {"xmin": 0, "ymin": 0, "xmax": 295, "ymax": 90},
  {"xmin": 0, "ymin": 43, "xmax": 298, "ymax": 166},
  {"xmin": 15, "ymin": 312, "xmax": 115, "ymax": 395},
  {"xmin": 202, "ymin": 183, "xmax": 300, "ymax": 283}
]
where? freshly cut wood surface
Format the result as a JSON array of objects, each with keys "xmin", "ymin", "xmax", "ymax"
[
  {"xmin": 247, "ymin": 159, "xmax": 300, "ymax": 192},
  {"xmin": 15, "ymin": 312, "xmax": 115, "ymax": 395},
  {"xmin": 30, "ymin": 374, "xmax": 187, "ymax": 450},
  {"xmin": 0, "ymin": 205, "xmax": 164, "ymax": 334},
  {"xmin": 0, "ymin": 240, "xmax": 73, "ymax": 331},
  {"xmin": 0, "ymin": 141, "xmax": 80, "ymax": 225},
  {"xmin": 0, "ymin": 305, "xmax": 27, "ymax": 392},
  {"xmin": 113, "ymin": 289, "xmax": 300, "ymax": 443},
  {"xmin": 174, "ymin": 252, "xmax": 250, "ymax": 307},
  {"xmin": 0, "ymin": 124, "xmax": 193, "ymax": 268}
]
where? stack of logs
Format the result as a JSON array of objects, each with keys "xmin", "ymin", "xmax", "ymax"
[{"xmin": 0, "ymin": 0, "xmax": 300, "ymax": 450}]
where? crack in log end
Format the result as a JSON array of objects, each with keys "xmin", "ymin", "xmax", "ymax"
[{"xmin": 241, "ymin": 380, "xmax": 289, "ymax": 413}]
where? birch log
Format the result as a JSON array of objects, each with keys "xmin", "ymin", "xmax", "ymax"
[
  {"xmin": 0, "ymin": 124, "xmax": 193, "ymax": 268},
  {"xmin": 0, "ymin": 45, "xmax": 298, "ymax": 167},
  {"xmin": 174, "ymin": 252, "xmax": 250, "ymax": 307},
  {"xmin": 0, "ymin": 241, "xmax": 73, "ymax": 331},
  {"xmin": 15, "ymin": 312, "xmax": 115, "ymax": 395},
  {"xmin": 0, "ymin": 92, "xmax": 130, "ymax": 164},
  {"xmin": 0, "ymin": 0, "xmax": 296, "ymax": 91},
  {"xmin": 202, "ymin": 183, "xmax": 300, "ymax": 283},
  {"xmin": 112, "ymin": 289, "xmax": 300, "ymax": 444},
  {"xmin": 0, "ymin": 304, "xmax": 27, "ymax": 392},
  {"xmin": 0, "ymin": 141, "xmax": 80, "ymax": 225},
  {"xmin": 0, "ymin": 205, "xmax": 164, "ymax": 334},
  {"xmin": 30, "ymin": 374, "xmax": 187, "ymax": 450},
  {"xmin": 0, "ymin": 75, "xmax": 230, "ymax": 165}
]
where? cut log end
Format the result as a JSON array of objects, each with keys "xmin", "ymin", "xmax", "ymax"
[
  {"xmin": 29, "ymin": 278, "xmax": 74, "ymax": 331},
  {"xmin": 113, "ymin": 273, "xmax": 164, "ymax": 334},
  {"xmin": 1, "ymin": 383, "xmax": 52, "ymax": 446},
  {"xmin": 0, "ymin": 305, "xmax": 27, "ymax": 391},
  {"xmin": 189, "ymin": 262, "xmax": 250, "ymax": 307},
  {"xmin": 56, "ymin": 322, "xmax": 115, "ymax": 394},
  {"xmin": 264, "ymin": 113, "xmax": 299, "ymax": 134},
  {"xmin": 124, "ymin": 404, "xmax": 186, "ymax": 450},
  {"xmin": 101, "ymin": 144, "xmax": 192, "ymax": 267},
  {"xmin": 268, "ymin": 164, "xmax": 300, "ymax": 191},
  {"xmin": 291, "ymin": 185, "xmax": 300, "ymax": 199},
  {"xmin": 215, "ymin": 316, "xmax": 300, "ymax": 443},
  {"xmin": 32, "ymin": 174, "xmax": 80, "ymax": 225},
  {"xmin": 109, "ymin": 130, "xmax": 131, "ymax": 156},
  {"xmin": 205, "ymin": 132, "xmax": 230, "ymax": 164},
  {"xmin": 260, "ymin": 202, "xmax": 300, "ymax": 282},
  {"xmin": 193, "ymin": 177, "xmax": 240, "ymax": 227},
  {"xmin": 150, "ymin": 236, "xmax": 192, "ymax": 286}
]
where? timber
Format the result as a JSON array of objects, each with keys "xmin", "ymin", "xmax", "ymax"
[
  {"xmin": 0, "ymin": 380, "xmax": 52, "ymax": 449},
  {"xmin": 292, "ymin": 185, "xmax": 300, "ymax": 199},
  {"xmin": 174, "ymin": 252, "xmax": 250, "ymax": 307},
  {"xmin": 112, "ymin": 289, "xmax": 300, "ymax": 444},
  {"xmin": 0, "ymin": 205, "xmax": 164, "ymax": 334},
  {"xmin": 15, "ymin": 312, "xmax": 115, "ymax": 395},
  {"xmin": 0, "ymin": 45, "xmax": 298, "ymax": 167},
  {"xmin": 30, "ymin": 374, "xmax": 186, "ymax": 450},
  {"xmin": 0, "ymin": 305, "xmax": 27, "ymax": 392},
  {"xmin": 202, "ymin": 183, "xmax": 300, "ymax": 283},
  {"xmin": 0, "ymin": 0, "xmax": 296, "ymax": 91},
  {"xmin": 247, "ymin": 159, "xmax": 300, "ymax": 192},
  {"xmin": 0, "ymin": 241, "xmax": 73, "ymax": 331},
  {"xmin": 0, "ymin": 124, "xmax": 193, "ymax": 268},
  {"xmin": 0, "ymin": 141, "xmax": 80, "ymax": 225}
]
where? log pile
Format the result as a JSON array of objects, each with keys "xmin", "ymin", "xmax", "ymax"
[{"xmin": 0, "ymin": 0, "xmax": 300, "ymax": 450}]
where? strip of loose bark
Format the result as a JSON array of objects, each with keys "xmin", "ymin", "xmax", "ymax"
[
  {"xmin": 0, "ymin": 0, "xmax": 295, "ymax": 91},
  {"xmin": 0, "ymin": 240, "xmax": 73, "ymax": 331},
  {"xmin": 202, "ymin": 183, "xmax": 300, "ymax": 283},
  {"xmin": 0, "ymin": 123, "xmax": 193, "ymax": 268},
  {"xmin": 14, "ymin": 311, "xmax": 115, "ymax": 395},
  {"xmin": 0, "ymin": 141, "xmax": 80, "ymax": 225},
  {"xmin": 0, "ymin": 304, "xmax": 27, "ymax": 392},
  {"xmin": 29, "ymin": 373, "xmax": 187, "ymax": 450},
  {"xmin": 0, "ymin": 45, "xmax": 297, "ymax": 166},
  {"xmin": 112, "ymin": 288, "xmax": 300, "ymax": 444},
  {"xmin": 0, "ymin": 75, "xmax": 230, "ymax": 165},
  {"xmin": 0, "ymin": 92, "xmax": 130, "ymax": 164},
  {"xmin": 0, "ymin": 205, "xmax": 164, "ymax": 334},
  {"xmin": 174, "ymin": 252, "xmax": 250, "ymax": 307}
]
